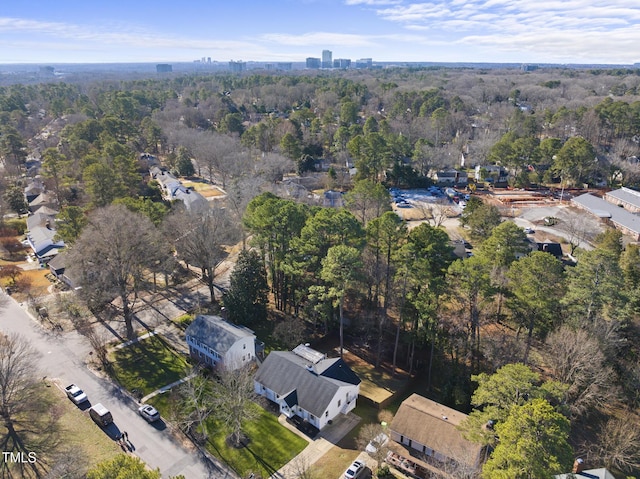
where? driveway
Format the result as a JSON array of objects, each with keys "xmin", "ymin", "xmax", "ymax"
[
  {"xmin": 0, "ymin": 294, "xmax": 231, "ymax": 479},
  {"xmin": 271, "ymin": 412, "xmax": 361, "ymax": 479}
]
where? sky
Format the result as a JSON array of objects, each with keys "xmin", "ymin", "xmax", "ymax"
[{"xmin": 1, "ymin": 0, "xmax": 640, "ymax": 65}]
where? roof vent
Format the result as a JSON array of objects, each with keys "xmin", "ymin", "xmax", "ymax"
[{"xmin": 306, "ymin": 364, "xmax": 314, "ymax": 371}]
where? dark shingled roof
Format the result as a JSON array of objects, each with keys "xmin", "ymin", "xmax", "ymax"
[
  {"xmin": 255, "ymin": 351, "xmax": 360, "ymax": 418},
  {"xmin": 185, "ymin": 315, "xmax": 254, "ymax": 354}
]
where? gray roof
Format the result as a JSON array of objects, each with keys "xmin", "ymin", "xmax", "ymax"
[
  {"xmin": 254, "ymin": 351, "xmax": 360, "ymax": 417},
  {"xmin": 150, "ymin": 167, "xmax": 208, "ymax": 212},
  {"xmin": 173, "ymin": 186, "xmax": 208, "ymax": 212},
  {"xmin": 605, "ymin": 187, "xmax": 640, "ymax": 208},
  {"xmin": 26, "ymin": 211, "xmax": 64, "ymax": 257},
  {"xmin": 185, "ymin": 315, "xmax": 255, "ymax": 354},
  {"xmin": 554, "ymin": 468, "xmax": 616, "ymax": 479},
  {"xmin": 573, "ymin": 193, "xmax": 640, "ymax": 234}
]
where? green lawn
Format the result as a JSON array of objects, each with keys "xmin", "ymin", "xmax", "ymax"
[
  {"xmin": 149, "ymin": 394, "xmax": 307, "ymax": 478},
  {"xmin": 205, "ymin": 403, "xmax": 308, "ymax": 478},
  {"xmin": 110, "ymin": 335, "xmax": 189, "ymax": 395}
]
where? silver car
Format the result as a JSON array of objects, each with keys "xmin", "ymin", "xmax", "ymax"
[{"xmin": 138, "ymin": 404, "xmax": 161, "ymax": 422}]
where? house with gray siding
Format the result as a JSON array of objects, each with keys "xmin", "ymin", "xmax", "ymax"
[{"xmin": 185, "ymin": 315, "xmax": 255, "ymax": 370}]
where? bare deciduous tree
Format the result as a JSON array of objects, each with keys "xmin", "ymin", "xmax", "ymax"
[
  {"xmin": 68, "ymin": 204, "xmax": 169, "ymax": 339},
  {"xmin": 272, "ymin": 316, "xmax": 307, "ymax": 350},
  {"xmin": 216, "ymin": 364, "xmax": 258, "ymax": 448},
  {"xmin": 559, "ymin": 211, "xmax": 590, "ymax": 256},
  {"xmin": 163, "ymin": 207, "xmax": 237, "ymax": 304},
  {"xmin": 414, "ymin": 199, "xmax": 455, "ymax": 228},
  {"xmin": 545, "ymin": 325, "xmax": 619, "ymax": 418},
  {"xmin": 587, "ymin": 416, "xmax": 640, "ymax": 473},
  {"xmin": 0, "ymin": 334, "xmax": 61, "ymax": 478},
  {"xmin": 356, "ymin": 423, "xmax": 389, "ymax": 471},
  {"xmin": 170, "ymin": 369, "xmax": 216, "ymax": 444}
]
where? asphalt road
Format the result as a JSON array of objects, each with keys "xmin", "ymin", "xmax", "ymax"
[{"xmin": 0, "ymin": 293, "xmax": 230, "ymax": 479}]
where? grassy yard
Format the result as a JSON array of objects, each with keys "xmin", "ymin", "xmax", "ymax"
[
  {"xmin": 206, "ymin": 404, "xmax": 308, "ymax": 477},
  {"xmin": 55, "ymin": 383, "xmax": 122, "ymax": 468},
  {"xmin": 149, "ymin": 394, "xmax": 307, "ymax": 478},
  {"xmin": 109, "ymin": 334, "xmax": 189, "ymax": 396},
  {"xmin": 181, "ymin": 179, "xmax": 225, "ymax": 198}
]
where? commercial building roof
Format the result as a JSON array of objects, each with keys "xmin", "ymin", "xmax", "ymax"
[
  {"xmin": 572, "ymin": 193, "xmax": 640, "ymax": 235},
  {"xmin": 605, "ymin": 187, "xmax": 640, "ymax": 208}
]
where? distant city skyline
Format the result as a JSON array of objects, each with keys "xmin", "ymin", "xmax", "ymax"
[{"xmin": 1, "ymin": 1, "xmax": 640, "ymax": 65}]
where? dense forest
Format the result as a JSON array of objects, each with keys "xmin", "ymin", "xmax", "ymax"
[{"xmin": 3, "ymin": 65, "xmax": 640, "ymax": 477}]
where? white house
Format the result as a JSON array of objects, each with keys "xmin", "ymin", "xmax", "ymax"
[
  {"xmin": 150, "ymin": 167, "xmax": 208, "ymax": 213},
  {"xmin": 254, "ymin": 344, "xmax": 360, "ymax": 431},
  {"xmin": 26, "ymin": 211, "xmax": 64, "ymax": 263},
  {"xmin": 185, "ymin": 315, "xmax": 256, "ymax": 370}
]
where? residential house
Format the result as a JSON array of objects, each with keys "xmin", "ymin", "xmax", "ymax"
[
  {"xmin": 323, "ymin": 190, "xmax": 344, "ymax": 208},
  {"xmin": 185, "ymin": 315, "xmax": 256, "ymax": 370},
  {"xmin": 474, "ymin": 165, "xmax": 508, "ymax": 186},
  {"xmin": 554, "ymin": 458, "xmax": 616, "ymax": 479},
  {"xmin": 254, "ymin": 344, "xmax": 360, "ymax": 431},
  {"xmin": 48, "ymin": 251, "xmax": 79, "ymax": 289},
  {"xmin": 386, "ymin": 393, "xmax": 483, "ymax": 478},
  {"xmin": 26, "ymin": 211, "xmax": 64, "ymax": 263},
  {"xmin": 434, "ymin": 169, "xmax": 458, "ymax": 186},
  {"xmin": 150, "ymin": 167, "xmax": 208, "ymax": 213},
  {"xmin": 28, "ymin": 192, "xmax": 58, "ymax": 214},
  {"xmin": 536, "ymin": 242, "xmax": 563, "ymax": 259},
  {"xmin": 24, "ymin": 178, "xmax": 45, "ymax": 203}
]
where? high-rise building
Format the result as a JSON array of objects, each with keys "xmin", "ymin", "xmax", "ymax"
[
  {"xmin": 322, "ymin": 50, "xmax": 332, "ymax": 68},
  {"xmin": 334, "ymin": 58, "xmax": 351, "ymax": 69},
  {"xmin": 306, "ymin": 57, "xmax": 321, "ymax": 69},
  {"xmin": 229, "ymin": 60, "xmax": 246, "ymax": 72},
  {"xmin": 355, "ymin": 58, "xmax": 373, "ymax": 69}
]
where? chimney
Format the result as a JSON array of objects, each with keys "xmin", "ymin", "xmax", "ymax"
[{"xmin": 572, "ymin": 458, "xmax": 584, "ymax": 474}]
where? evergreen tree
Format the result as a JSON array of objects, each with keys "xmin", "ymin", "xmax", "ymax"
[{"xmin": 223, "ymin": 249, "xmax": 269, "ymax": 325}]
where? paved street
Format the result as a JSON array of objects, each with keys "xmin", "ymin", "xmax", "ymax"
[{"xmin": 0, "ymin": 292, "xmax": 230, "ymax": 479}]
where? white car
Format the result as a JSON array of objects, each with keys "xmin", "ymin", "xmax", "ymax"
[
  {"xmin": 524, "ymin": 227, "xmax": 535, "ymax": 234},
  {"xmin": 344, "ymin": 459, "xmax": 365, "ymax": 479},
  {"xmin": 138, "ymin": 404, "xmax": 161, "ymax": 422},
  {"xmin": 65, "ymin": 384, "xmax": 88, "ymax": 405},
  {"xmin": 366, "ymin": 432, "xmax": 389, "ymax": 454}
]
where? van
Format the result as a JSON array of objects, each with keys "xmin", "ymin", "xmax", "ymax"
[{"xmin": 89, "ymin": 403, "xmax": 113, "ymax": 427}]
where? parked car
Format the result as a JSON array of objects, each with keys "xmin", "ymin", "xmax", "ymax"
[
  {"xmin": 366, "ymin": 432, "xmax": 389, "ymax": 454},
  {"xmin": 344, "ymin": 459, "xmax": 366, "ymax": 479},
  {"xmin": 89, "ymin": 403, "xmax": 113, "ymax": 427},
  {"xmin": 524, "ymin": 227, "xmax": 535, "ymax": 234},
  {"xmin": 65, "ymin": 384, "xmax": 88, "ymax": 405},
  {"xmin": 138, "ymin": 404, "xmax": 161, "ymax": 422}
]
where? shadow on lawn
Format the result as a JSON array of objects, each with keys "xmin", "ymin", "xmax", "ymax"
[
  {"xmin": 206, "ymin": 436, "xmax": 280, "ymax": 479},
  {"xmin": 112, "ymin": 335, "xmax": 187, "ymax": 395}
]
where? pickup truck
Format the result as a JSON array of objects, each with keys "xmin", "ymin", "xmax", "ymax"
[{"xmin": 65, "ymin": 384, "xmax": 88, "ymax": 405}]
